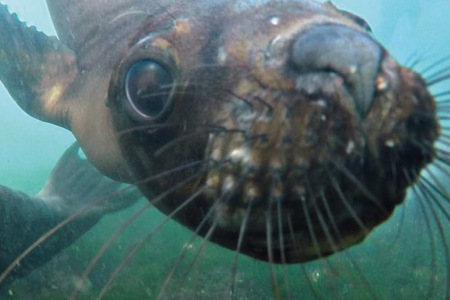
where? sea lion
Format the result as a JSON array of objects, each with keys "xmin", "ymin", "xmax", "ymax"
[{"xmin": 0, "ymin": 0, "xmax": 447, "ymax": 298}]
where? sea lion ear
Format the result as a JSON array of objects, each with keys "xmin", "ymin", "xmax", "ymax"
[
  {"xmin": 323, "ymin": 2, "xmax": 372, "ymax": 33},
  {"xmin": 0, "ymin": 5, "xmax": 78, "ymax": 129}
]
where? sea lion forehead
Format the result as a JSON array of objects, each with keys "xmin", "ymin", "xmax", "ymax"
[
  {"xmin": 218, "ymin": 1, "xmax": 364, "ymax": 46},
  {"xmin": 45, "ymin": 0, "xmax": 221, "ymax": 49},
  {"xmin": 44, "ymin": 0, "xmax": 214, "ymax": 69}
]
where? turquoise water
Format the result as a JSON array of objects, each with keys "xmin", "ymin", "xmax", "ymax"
[{"xmin": 0, "ymin": 1, "xmax": 449, "ymax": 299}]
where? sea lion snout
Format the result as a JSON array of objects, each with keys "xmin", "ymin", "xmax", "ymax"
[{"xmin": 291, "ymin": 24, "xmax": 382, "ymax": 117}]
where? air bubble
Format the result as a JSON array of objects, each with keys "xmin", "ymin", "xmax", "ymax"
[{"xmin": 269, "ymin": 16, "xmax": 280, "ymax": 26}]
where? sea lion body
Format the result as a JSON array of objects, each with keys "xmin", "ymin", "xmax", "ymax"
[{"xmin": 0, "ymin": 144, "xmax": 139, "ymax": 286}]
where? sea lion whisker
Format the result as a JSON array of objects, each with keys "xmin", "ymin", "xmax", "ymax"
[
  {"xmin": 273, "ymin": 175, "xmax": 292, "ymax": 300},
  {"xmin": 305, "ymin": 176, "xmax": 339, "ymax": 254},
  {"xmin": 301, "ymin": 188, "xmax": 350, "ymax": 299},
  {"xmin": 317, "ymin": 177, "xmax": 378, "ymax": 298},
  {"xmin": 413, "ymin": 174, "xmax": 450, "ymax": 299},
  {"xmin": 437, "ymin": 116, "xmax": 450, "ymax": 121},
  {"xmin": 345, "ymin": 253, "xmax": 381, "ymax": 300},
  {"xmin": 436, "ymin": 102, "xmax": 450, "ymax": 109},
  {"xmin": 171, "ymin": 168, "xmax": 254, "ymax": 295},
  {"xmin": 299, "ymin": 187, "xmax": 323, "ymax": 260},
  {"xmin": 418, "ymin": 173, "xmax": 450, "ymax": 225},
  {"xmin": 421, "ymin": 203, "xmax": 450, "ymax": 300},
  {"xmin": 153, "ymin": 131, "xmax": 213, "ymax": 158},
  {"xmin": 156, "ymin": 217, "xmax": 216, "ymax": 300},
  {"xmin": 117, "ymin": 122, "xmax": 184, "ymax": 136},
  {"xmin": 327, "ymin": 169, "xmax": 369, "ymax": 234},
  {"xmin": 254, "ymin": 95, "xmax": 274, "ymax": 114},
  {"xmin": 429, "ymin": 159, "xmax": 450, "ymax": 185},
  {"xmin": 171, "ymin": 221, "xmax": 219, "ymax": 300},
  {"xmin": 153, "ymin": 128, "xmax": 246, "ymax": 158},
  {"xmin": 419, "ymin": 172, "xmax": 450, "ymax": 209},
  {"xmin": 436, "ymin": 106, "xmax": 450, "ymax": 113},
  {"xmin": 403, "ymin": 52, "xmax": 423, "ymax": 69},
  {"xmin": 107, "ymin": 10, "xmax": 150, "ymax": 26},
  {"xmin": 299, "ymin": 193, "xmax": 339, "ymax": 299},
  {"xmin": 436, "ymin": 147, "xmax": 450, "ymax": 158},
  {"xmin": 95, "ymin": 184, "xmax": 210, "ymax": 300},
  {"xmin": 435, "ymin": 90, "xmax": 450, "ymax": 98},
  {"xmin": 229, "ymin": 200, "xmax": 253, "ymax": 298},
  {"xmin": 384, "ymin": 202, "xmax": 407, "ymax": 254},
  {"xmin": 170, "ymin": 79, "xmax": 257, "ymax": 111},
  {"xmin": 406, "ymin": 170, "xmax": 441, "ymax": 299},
  {"xmin": 265, "ymin": 184, "xmax": 280, "ymax": 300},
  {"xmin": 72, "ymin": 183, "xmax": 210, "ymax": 300},
  {"xmin": 420, "ymin": 55, "xmax": 450, "ymax": 76},
  {"xmin": 326, "ymin": 155, "xmax": 386, "ymax": 213},
  {"xmin": 117, "ymin": 122, "xmax": 244, "ymax": 136},
  {"xmin": 425, "ymin": 65, "xmax": 450, "ymax": 82},
  {"xmin": 436, "ymin": 154, "xmax": 450, "ymax": 167},
  {"xmin": 408, "ymin": 139, "xmax": 436, "ymax": 163},
  {"xmin": 437, "ymin": 105, "xmax": 450, "ymax": 112},
  {"xmin": 319, "ymin": 189, "xmax": 343, "ymax": 243},
  {"xmin": 277, "ymin": 218, "xmax": 292, "ymax": 299},
  {"xmin": 223, "ymin": 89, "xmax": 254, "ymax": 112},
  {"xmin": 70, "ymin": 201, "xmax": 153, "ymax": 300},
  {"xmin": 438, "ymin": 133, "xmax": 450, "ymax": 143},
  {"xmin": 427, "ymin": 71, "xmax": 450, "ymax": 86},
  {"xmin": 136, "ymin": 89, "xmax": 197, "ymax": 98},
  {"xmin": 156, "ymin": 178, "xmax": 242, "ymax": 300},
  {"xmin": 286, "ymin": 216, "xmax": 320, "ymax": 299},
  {"xmin": 149, "ymin": 0, "xmax": 176, "ymax": 21}
]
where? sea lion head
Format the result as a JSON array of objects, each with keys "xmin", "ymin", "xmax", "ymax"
[{"xmin": 102, "ymin": 0, "xmax": 440, "ymax": 263}]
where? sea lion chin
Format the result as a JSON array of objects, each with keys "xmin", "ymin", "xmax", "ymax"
[{"xmin": 106, "ymin": 1, "xmax": 439, "ymax": 263}]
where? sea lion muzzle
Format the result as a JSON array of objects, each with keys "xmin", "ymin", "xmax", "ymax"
[{"xmin": 291, "ymin": 24, "xmax": 382, "ymax": 118}]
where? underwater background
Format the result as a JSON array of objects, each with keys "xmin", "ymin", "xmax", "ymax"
[{"xmin": 0, "ymin": 0, "xmax": 449, "ymax": 299}]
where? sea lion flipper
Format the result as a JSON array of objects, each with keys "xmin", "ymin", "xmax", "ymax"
[
  {"xmin": 0, "ymin": 143, "xmax": 140, "ymax": 284},
  {"xmin": 38, "ymin": 142, "xmax": 142, "ymax": 215},
  {"xmin": 0, "ymin": 4, "xmax": 78, "ymax": 128}
]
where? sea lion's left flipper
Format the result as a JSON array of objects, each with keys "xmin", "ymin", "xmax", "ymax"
[
  {"xmin": 0, "ymin": 143, "xmax": 141, "ymax": 285},
  {"xmin": 0, "ymin": 4, "xmax": 78, "ymax": 128},
  {"xmin": 38, "ymin": 143, "xmax": 142, "ymax": 215}
]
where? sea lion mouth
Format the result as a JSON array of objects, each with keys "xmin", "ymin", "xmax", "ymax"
[{"xmin": 107, "ymin": 4, "xmax": 440, "ymax": 264}]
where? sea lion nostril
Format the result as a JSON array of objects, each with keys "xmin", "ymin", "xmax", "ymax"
[{"xmin": 291, "ymin": 24, "xmax": 382, "ymax": 118}]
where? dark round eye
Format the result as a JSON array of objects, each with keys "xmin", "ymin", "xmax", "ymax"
[{"xmin": 125, "ymin": 60, "xmax": 174, "ymax": 121}]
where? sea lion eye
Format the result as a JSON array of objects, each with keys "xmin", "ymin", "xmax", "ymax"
[{"xmin": 124, "ymin": 60, "xmax": 174, "ymax": 121}]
